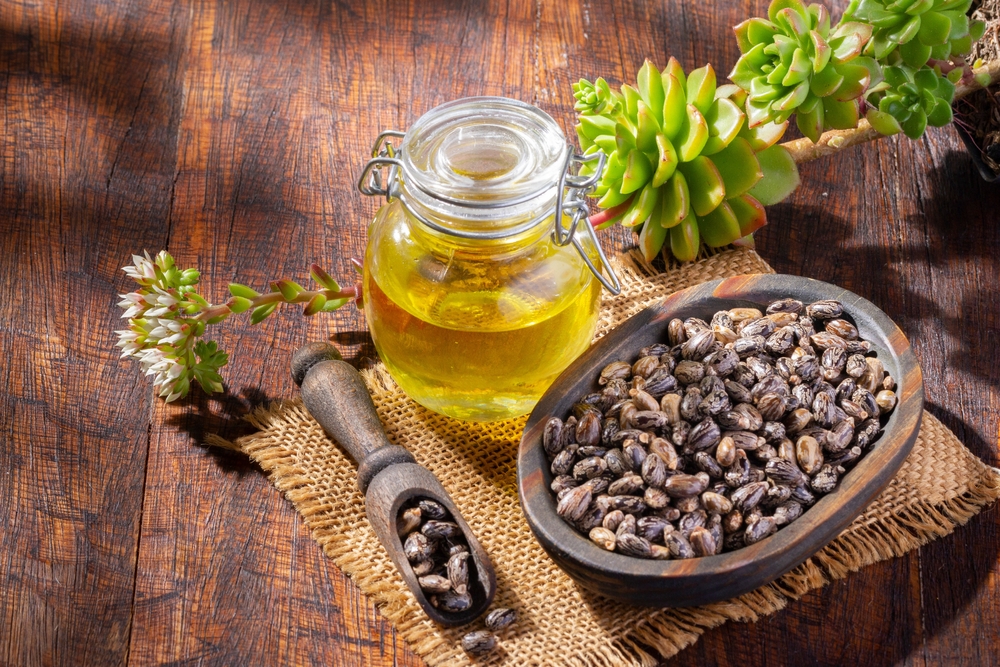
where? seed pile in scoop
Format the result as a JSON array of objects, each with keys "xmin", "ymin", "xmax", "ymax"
[
  {"xmin": 399, "ymin": 497, "xmax": 477, "ymax": 612},
  {"xmin": 544, "ymin": 298, "xmax": 898, "ymax": 558}
]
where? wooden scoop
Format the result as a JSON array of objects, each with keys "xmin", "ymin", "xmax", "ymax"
[{"xmin": 292, "ymin": 342, "xmax": 496, "ymax": 626}]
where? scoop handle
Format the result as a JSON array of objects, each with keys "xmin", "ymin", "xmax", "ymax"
[{"xmin": 295, "ymin": 345, "xmax": 415, "ymax": 492}]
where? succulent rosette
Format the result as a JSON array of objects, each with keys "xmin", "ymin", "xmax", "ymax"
[
  {"xmin": 572, "ymin": 77, "xmax": 622, "ymax": 115},
  {"xmin": 844, "ymin": 0, "xmax": 986, "ymax": 70},
  {"xmin": 575, "ymin": 59, "xmax": 800, "ymax": 263},
  {"xmin": 730, "ymin": 0, "xmax": 873, "ymax": 143},
  {"xmin": 863, "ymin": 62, "xmax": 956, "ymax": 138}
]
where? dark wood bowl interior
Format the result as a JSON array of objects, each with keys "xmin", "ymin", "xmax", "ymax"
[{"xmin": 517, "ymin": 274, "xmax": 924, "ymax": 607}]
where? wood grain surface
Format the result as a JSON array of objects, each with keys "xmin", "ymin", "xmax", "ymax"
[{"xmin": 0, "ymin": 0, "xmax": 997, "ymax": 665}]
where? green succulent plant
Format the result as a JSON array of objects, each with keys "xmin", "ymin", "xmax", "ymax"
[
  {"xmin": 572, "ymin": 77, "xmax": 622, "ymax": 115},
  {"xmin": 863, "ymin": 62, "xmax": 955, "ymax": 138},
  {"xmin": 844, "ymin": 0, "xmax": 986, "ymax": 70},
  {"xmin": 576, "ymin": 58, "xmax": 800, "ymax": 262},
  {"xmin": 730, "ymin": 0, "xmax": 874, "ymax": 143}
]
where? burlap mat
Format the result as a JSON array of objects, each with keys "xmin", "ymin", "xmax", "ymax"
[{"xmin": 211, "ymin": 247, "xmax": 1000, "ymax": 666}]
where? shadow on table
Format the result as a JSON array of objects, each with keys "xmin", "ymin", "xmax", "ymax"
[
  {"xmin": 164, "ymin": 385, "xmax": 283, "ymax": 475},
  {"xmin": 917, "ymin": 401, "xmax": 1000, "ymax": 656}
]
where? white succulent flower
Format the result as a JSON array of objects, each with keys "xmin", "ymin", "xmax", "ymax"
[{"xmin": 122, "ymin": 251, "xmax": 156, "ymax": 281}]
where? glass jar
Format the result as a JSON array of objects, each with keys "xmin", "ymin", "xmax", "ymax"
[{"xmin": 358, "ymin": 97, "xmax": 619, "ymax": 422}]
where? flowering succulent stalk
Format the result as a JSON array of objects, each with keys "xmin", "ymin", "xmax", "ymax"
[
  {"xmin": 116, "ymin": 251, "xmax": 359, "ymax": 402},
  {"xmin": 575, "ymin": 58, "xmax": 800, "ymax": 262},
  {"xmin": 730, "ymin": 0, "xmax": 874, "ymax": 143}
]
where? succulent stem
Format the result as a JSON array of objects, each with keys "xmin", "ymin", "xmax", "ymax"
[{"xmin": 784, "ymin": 60, "xmax": 1000, "ymax": 163}]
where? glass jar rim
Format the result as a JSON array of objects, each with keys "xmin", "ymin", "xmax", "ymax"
[{"xmin": 398, "ymin": 96, "xmax": 569, "ymax": 210}]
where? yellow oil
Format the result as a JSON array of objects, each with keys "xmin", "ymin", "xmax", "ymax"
[{"xmin": 364, "ymin": 206, "xmax": 601, "ymax": 422}]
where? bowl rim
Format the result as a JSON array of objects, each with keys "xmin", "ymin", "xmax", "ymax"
[{"xmin": 517, "ymin": 273, "xmax": 924, "ymax": 605}]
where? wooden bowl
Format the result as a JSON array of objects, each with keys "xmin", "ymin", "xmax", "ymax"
[{"xmin": 517, "ymin": 274, "xmax": 924, "ymax": 607}]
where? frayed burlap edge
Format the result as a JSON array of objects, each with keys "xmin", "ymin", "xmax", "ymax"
[{"xmin": 206, "ymin": 247, "xmax": 1000, "ymax": 666}]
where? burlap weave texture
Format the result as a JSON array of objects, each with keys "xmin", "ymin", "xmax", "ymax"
[{"xmin": 220, "ymin": 248, "xmax": 1000, "ymax": 666}]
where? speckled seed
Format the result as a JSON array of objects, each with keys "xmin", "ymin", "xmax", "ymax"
[
  {"xmin": 845, "ymin": 354, "xmax": 868, "ymax": 378},
  {"xmin": 665, "ymin": 531, "xmax": 696, "ymax": 559},
  {"xmin": 447, "ymin": 551, "xmax": 470, "ymax": 595},
  {"xmin": 785, "ymin": 407, "xmax": 813, "ymax": 433},
  {"xmin": 644, "ymin": 486, "xmax": 670, "ymax": 510},
  {"xmin": 765, "ymin": 457, "xmax": 808, "ymax": 487},
  {"xmin": 757, "ymin": 393, "xmax": 787, "ymax": 421},
  {"xmin": 411, "ymin": 559, "xmax": 434, "ymax": 577},
  {"xmin": 689, "ymin": 527, "xmax": 717, "ymax": 557},
  {"xmin": 397, "ymin": 507, "xmax": 422, "ymax": 536},
  {"xmin": 740, "ymin": 317, "xmax": 777, "ymax": 339},
  {"xmin": 542, "ymin": 417, "xmax": 564, "ymax": 456},
  {"xmin": 766, "ymin": 311, "xmax": 799, "ymax": 327},
  {"xmin": 876, "ymin": 389, "xmax": 897, "ymax": 414},
  {"xmin": 723, "ymin": 509, "xmax": 743, "ymax": 534},
  {"xmin": 668, "ymin": 318, "xmax": 687, "ymax": 346},
  {"xmin": 840, "ymin": 399, "xmax": 868, "ymax": 421},
  {"xmin": 432, "ymin": 590, "xmax": 472, "ymax": 613},
  {"xmin": 702, "ymin": 491, "xmax": 733, "ymax": 514},
  {"xmin": 615, "ymin": 513, "xmax": 636, "ymax": 537},
  {"xmin": 575, "ymin": 411, "xmax": 601, "ymax": 448},
  {"xmin": 687, "ymin": 418, "xmax": 721, "ymax": 451},
  {"xmin": 572, "ymin": 456, "xmax": 607, "ymax": 481},
  {"xmin": 664, "ymin": 473, "xmax": 709, "ymax": 498},
  {"xmin": 550, "ymin": 446, "xmax": 577, "ymax": 476},
  {"xmin": 617, "ymin": 533, "xmax": 653, "ymax": 558},
  {"xmin": 773, "ymin": 501, "xmax": 804, "ymax": 526},
  {"xmin": 602, "ymin": 509, "xmax": 625, "ymax": 532},
  {"xmin": 745, "ymin": 516, "xmax": 778, "ymax": 544},
  {"xmin": 599, "ymin": 361, "xmax": 631, "ymax": 385},
  {"xmin": 806, "ymin": 299, "xmax": 843, "ymax": 320},
  {"xmin": 716, "ymin": 435, "xmax": 737, "ymax": 467},
  {"xmin": 632, "ymin": 355, "xmax": 660, "ymax": 379},
  {"xmin": 623, "ymin": 440, "xmax": 647, "ymax": 472},
  {"xmin": 694, "ymin": 451, "xmax": 724, "ymax": 478},
  {"xmin": 485, "ymin": 607, "xmax": 517, "ymax": 633},
  {"xmin": 631, "ymin": 388, "xmax": 660, "ymax": 412},
  {"xmin": 810, "ymin": 331, "xmax": 848, "ymax": 351},
  {"xmin": 589, "ymin": 526, "xmax": 617, "ymax": 551},
  {"xmin": 649, "ymin": 437, "xmax": 680, "ymax": 470},
  {"xmin": 422, "ymin": 520, "xmax": 461, "ymax": 541},
  {"xmin": 404, "ymin": 532, "xmax": 434, "ymax": 563},
  {"xmin": 607, "ymin": 474, "xmax": 644, "ymax": 497},
  {"xmin": 825, "ymin": 318, "xmax": 858, "ymax": 340},
  {"xmin": 660, "ymin": 393, "xmax": 682, "ymax": 424},
  {"xmin": 810, "ymin": 464, "xmax": 840, "ymax": 493},
  {"xmin": 461, "ymin": 630, "xmax": 497, "ymax": 655},
  {"xmin": 556, "ymin": 485, "xmax": 592, "ymax": 522},
  {"xmin": 682, "ymin": 329, "xmax": 717, "ymax": 360},
  {"xmin": 730, "ymin": 307, "xmax": 764, "ymax": 322},
  {"xmin": 417, "ymin": 499, "xmax": 448, "ymax": 521},
  {"xmin": 637, "ymin": 515, "xmax": 671, "ymax": 544},
  {"xmin": 641, "ymin": 453, "xmax": 667, "ymax": 489},
  {"xmin": 417, "ymin": 574, "xmax": 452, "ymax": 594},
  {"xmin": 731, "ymin": 481, "xmax": 768, "ymax": 512},
  {"xmin": 767, "ymin": 298, "xmax": 803, "ymax": 315},
  {"xmin": 796, "ymin": 435, "xmax": 824, "ymax": 475},
  {"xmin": 825, "ymin": 419, "xmax": 855, "ymax": 454}
]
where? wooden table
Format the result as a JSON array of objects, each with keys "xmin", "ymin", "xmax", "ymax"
[{"xmin": 2, "ymin": 0, "xmax": 998, "ymax": 664}]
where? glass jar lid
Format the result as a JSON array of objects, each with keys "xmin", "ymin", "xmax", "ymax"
[{"xmin": 399, "ymin": 97, "xmax": 568, "ymax": 208}]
